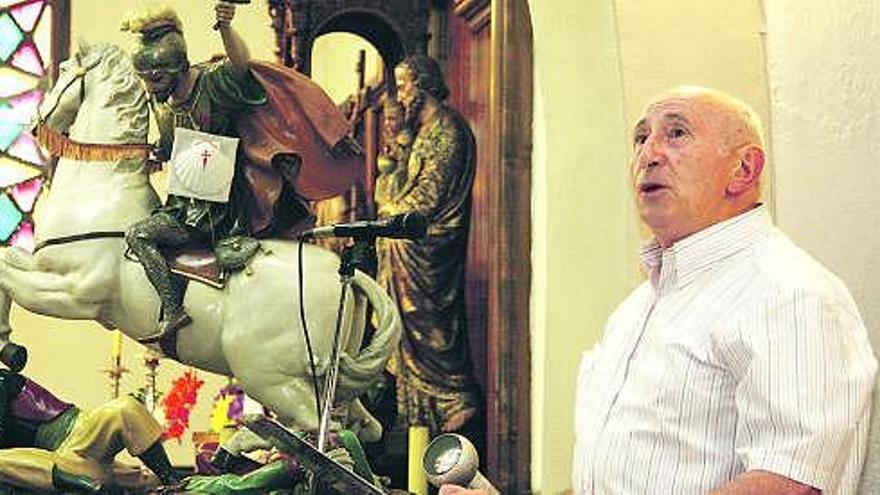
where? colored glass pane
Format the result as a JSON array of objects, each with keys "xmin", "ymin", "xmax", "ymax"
[
  {"xmin": 8, "ymin": 132, "xmax": 43, "ymax": 166},
  {"xmin": 0, "ymin": 13, "xmax": 23, "ymax": 62},
  {"xmin": 32, "ymin": 3, "xmax": 48, "ymax": 63},
  {"xmin": 0, "ymin": 1, "xmax": 52, "ymax": 249},
  {"xmin": 0, "ymin": 193, "xmax": 22, "ymax": 241},
  {"xmin": 10, "ymin": 0, "xmax": 44, "ymax": 33},
  {"xmin": 9, "ymin": 89, "xmax": 42, "ymax": 116},
  {"xmin": 0, "ymin": 66, "xmax": 35, "ymax": 97},
  {"xmin": 10, "ymin": 177, "xmax": 40, "ymax": 212},
  {"xmin": 0, "ymin": 118, "xmax": 20, "ymax": 151},
  {"xmin": 9, "ymin": 220, "xmax": 33, "ymax": 252},
  {"xmin": 10, "ymin": 41, "xmax": 42, "ymax": 76},
  {"xmin": 0, "ymin": 156, "xmax": 39, "ymax": 187}
]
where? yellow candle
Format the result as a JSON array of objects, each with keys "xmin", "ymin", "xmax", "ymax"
[
  {"xmin": 408, "ymin": 425, "xmax": 429, "ymax": 495},
  {"xmin": 111, "ymin": 330, "xmax": 123, "ymax": 360}
]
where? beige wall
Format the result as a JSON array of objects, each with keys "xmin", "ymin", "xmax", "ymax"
[
  {"xmin": 529, "ymin": 1, "xmax": 633, "ymax": 492},
  {"xmin": 70, "ymin": 1, "xmax": 276, "ymax": 64},
  {"xmin": 312, "ymin": 32, "xmax": 383, "ymax": 104},
  {"xmin": 529, "ymin": 0, "xmax": 769, "ymax": 492}
]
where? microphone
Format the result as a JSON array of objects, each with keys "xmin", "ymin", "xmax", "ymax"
[
  {"xmin": 298, "ymin": 212, "xmax": 427, "ymax": 240},
  {"xmin": 423, "ymin": 434, "xmax": 500, "ymax": 494}
]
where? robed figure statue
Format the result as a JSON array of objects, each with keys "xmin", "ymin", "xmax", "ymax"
[{"xmin": 376, "ymin": 56, "xmax": 482, "ymax": 435}]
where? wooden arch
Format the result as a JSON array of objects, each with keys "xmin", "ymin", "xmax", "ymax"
[{"xmin": 267, "ymin": 0, "xmax": 430, "ymax": 75}]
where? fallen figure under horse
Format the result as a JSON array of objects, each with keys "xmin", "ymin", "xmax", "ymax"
[{"xmin": 0, "ymin": 41, "xmax": 401, "ymax": 458}]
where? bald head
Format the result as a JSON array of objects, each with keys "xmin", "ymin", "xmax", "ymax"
[
  {"xmin": 631, "ymin": 87, "xmax": 766, "ymax": 247},
  {"xmin": 645, "ymin": 86, "xmax": 765, "ymax": 150}
]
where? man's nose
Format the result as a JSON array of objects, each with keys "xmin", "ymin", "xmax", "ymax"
[{"xmin": 638, "ymin": 135, "xmax": 665, "ymax": 169}]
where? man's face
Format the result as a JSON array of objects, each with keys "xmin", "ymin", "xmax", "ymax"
[
  {"xmin": 394, "ymin": 67, "xmax": 417, "ymax": 112},
  {"xmin": 630, "ymin": 95, "xmax": 740, "ymax": 247},
  {"xmin": 136, "ymin": 68, "xmax": 179, "ymax": 103}
]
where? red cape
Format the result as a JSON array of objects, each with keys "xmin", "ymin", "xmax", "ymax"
[{"xmin": 237, "ymin": 61, "xmax": 362, "ymax": 235}]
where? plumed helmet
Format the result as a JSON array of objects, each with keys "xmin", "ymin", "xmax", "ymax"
[{"xmin": 122, "ymin": 5, "xmax": 189, "ymax": 76}]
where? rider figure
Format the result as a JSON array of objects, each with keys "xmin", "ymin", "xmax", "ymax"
[
  {"xmin": 0, "ymin": 368, "xmax": 180, "ymax": 492},
  {"xmin": 123, "ymin": 2, "xmax": 266, "ymax": 344}
]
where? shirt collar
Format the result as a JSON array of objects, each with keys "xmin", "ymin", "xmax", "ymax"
[{"xmin": 639, "ymin": 204, "xmax": 774, "ymax": 289}]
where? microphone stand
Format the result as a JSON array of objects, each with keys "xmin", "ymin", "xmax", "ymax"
[{"xmin": 312, "ymin": 236, "xmax": 376, "ymax": 493}]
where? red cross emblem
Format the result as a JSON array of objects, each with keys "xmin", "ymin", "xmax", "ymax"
[{"xmin": 201, "ymin": 148, "xmax": 212, "ymax": 167}]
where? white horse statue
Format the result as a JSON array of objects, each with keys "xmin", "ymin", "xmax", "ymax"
[{"xmin": 0, "ymin": 42, "xmax": 400, "ymax": 437}]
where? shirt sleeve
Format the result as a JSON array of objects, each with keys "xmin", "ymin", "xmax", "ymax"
[{"xmin": 728, "ymin": 287, "xmax": 877, "ymax": 491}]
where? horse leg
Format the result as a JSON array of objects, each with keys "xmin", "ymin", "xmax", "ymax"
[
  {"xmin": 0, "ymin": 289, "xmax": 26, "ymax": 371},
  {"xmin": 0, "ymin": 248, "xmax": 105, "ymax": 371},
  {"xmin": 235, "ymin": 374, "xmax": 321, "ymax": 434},
  {"xmin": 0, "ymin": 248, "xmax": 103, "ymax": 320}
]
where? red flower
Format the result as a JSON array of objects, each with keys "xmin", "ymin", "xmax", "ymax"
[{"xmin": 162, "ymin": 369, "xmax": 205, "ymax": 441}]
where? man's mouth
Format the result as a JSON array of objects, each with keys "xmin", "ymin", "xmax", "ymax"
[{"xmin": 638, "ymin": 182, "xmax": 668, "ymax": 195}]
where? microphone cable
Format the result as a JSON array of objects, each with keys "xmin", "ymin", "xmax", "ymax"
[{"xmin": 297, "ymin": 240, "xmax": 323, "ymax": 424}]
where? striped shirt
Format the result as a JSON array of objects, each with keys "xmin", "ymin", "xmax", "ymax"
[{"xmin": 572, "ymin": 205, "xmax": 877, "ymax": 494}]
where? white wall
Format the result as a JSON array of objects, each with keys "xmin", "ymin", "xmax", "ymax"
[{"xmin": 762, "ymin": 2, "xmax": 880, "ymax": 492}]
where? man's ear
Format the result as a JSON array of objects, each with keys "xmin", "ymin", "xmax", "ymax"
[{"xmin": 727, "ymin": 145, "xmax": 764, "ymax": 195}]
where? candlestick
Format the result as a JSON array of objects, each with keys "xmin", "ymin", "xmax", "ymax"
[
  {"xmin": 111, "ymin": 330, "xmax": 123, "ymax": 360},
  {"xmin": 143, "ymin": 349, "xmax": 161, "ymax": 413},
  {"xmin": 104, "ymin": 337, "xmax": 128, "ymax": 400},
  {"xmin": 408, "ymin": 425, "xmax": 429, "ymax": 495}
]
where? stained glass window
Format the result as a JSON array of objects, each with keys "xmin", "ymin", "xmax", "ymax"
[{"xmin": 0, "ymin": 0, "xmax": 58, "ymax": 251}]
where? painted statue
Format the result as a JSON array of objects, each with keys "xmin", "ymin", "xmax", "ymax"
[
  {"xmin": 0, "ymin": 368, "xmax": 178, "ymax": 493},
  {"xmin": 0, "ymin": 37, "xmax": 399, "ymax": 452},
  {"xmin": 377, "ymin": 55, "xmax": 482, "ymax": 435},
  {"xmin": 373, "ymin": 96, "xmax": 411, "ymax": 209},
  {"xmin": 178, "ymin": 420, "xmax": 379, "ymax": 493},
  {"xmin": 121, "ymin": 3, "xmax": 361, "ymax": 344}
]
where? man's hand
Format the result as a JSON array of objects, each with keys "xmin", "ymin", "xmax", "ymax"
[
  {"xmin": 438, "ymin": 486, "xmax": 489, "ymax": 495},
  {"xmin": 214, "ymin": 1, "xmax": 236, "ymax": 30},
  {"xmin": 213, "ymin": 0, "xmax": 251, "ymax": 76},
  {"xmin": 710, "ymin": 470, "xmax": 820, "ymax": 495}
]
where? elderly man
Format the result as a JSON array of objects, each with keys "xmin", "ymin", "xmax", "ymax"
[{"xmin": 442, "ymin": 87, "xmax": 877, "ymax": 494}]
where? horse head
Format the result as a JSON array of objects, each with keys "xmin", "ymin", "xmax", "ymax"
[{"xmin": 37, "ymin": 42, "xmax": 148, "ymax": 145}]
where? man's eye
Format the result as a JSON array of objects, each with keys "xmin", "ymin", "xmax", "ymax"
[
  {"xmin": 668, "ymin": 127, "xmax": 687, "ymax": 139},
  {"xmin": 633, "ymin": 133, "xmax": 648, "ymax": 147}
]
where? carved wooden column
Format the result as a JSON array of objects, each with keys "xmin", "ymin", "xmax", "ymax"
[{"xmin": 489, "ymin": 1, "xmax": 532, "ymax": 491}]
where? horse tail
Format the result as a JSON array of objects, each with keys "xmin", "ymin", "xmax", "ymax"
[{"xmin": 335, "ymin": 269, "xmax": 401, "ymax": 402}]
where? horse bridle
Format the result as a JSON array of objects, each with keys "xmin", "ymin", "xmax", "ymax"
[
  {"xmin": 37, "ymin": 51, "xmax": 97, "ymax": 126},
  {"xmin": 32, "ymin": 52, "xmax": 151, "ymax": 253},
  {"xmin": 34, "ymin": 52, "xmax": 152, "ymax": 164}
]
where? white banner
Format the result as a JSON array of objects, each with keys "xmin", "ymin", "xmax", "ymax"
[{"xmin": 167, "ymin": 127, "xmax": 238, "ymax": 203}]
